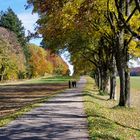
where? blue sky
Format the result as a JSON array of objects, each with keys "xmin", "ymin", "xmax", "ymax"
[
  {"xmin": 0, "ymin": 0, "xmax": 27, "ymax": 13},
  {"xmin": 0, "ymin": 0, "xmax": 41, "ymax": 45},
  {"xmin": 0, "ymin": 1, "xmax": 74, "ymax": 74}
]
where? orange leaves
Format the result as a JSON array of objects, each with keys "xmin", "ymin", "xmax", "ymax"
[
  {"xmin": 27, "ymin": 45, "xmax": 69, "ymax": 77},
  {"xmin": 46, "ymin": 49, "xmax": 69, "ymax": 75},
  {"xmin": 27, "ymin": 44, "xmax": 52, "ymax": 77}
]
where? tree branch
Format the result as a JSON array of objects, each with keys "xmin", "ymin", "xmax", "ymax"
[{"xmin": 126, "ymin": 7, "xmax": 137, "ymax": 23}]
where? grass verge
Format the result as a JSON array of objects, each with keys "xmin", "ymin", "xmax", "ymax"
[{"xmin": 83, "ymin": 76, "xmax": 140, "ymax": 140}]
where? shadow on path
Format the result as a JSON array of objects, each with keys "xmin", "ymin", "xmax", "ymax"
[{"xmin": 0, "ymin": 77, "xmax": 89, "ymax": 140}]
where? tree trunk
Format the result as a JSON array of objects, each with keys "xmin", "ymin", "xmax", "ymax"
[
  {"xmin": 116, "ymin": 38, "xmax": 131, "ymax": 106},
  {"xmin": 94, "ymin": 73, "xmax": 98, "ymax": 86},
  {"xmin": 115, "ymin": 25, "xmax": 128, "ymax": 106},
  {"xmin": 97, "ymin": 68, "xmax": 101, "ymax": 88},
  {"xmin": 102, "ymin": 72, "xmax": 109, "ymax": 93},
  {"xmin": 119, "ymin": 67, "xmax": 126, "ymax": 106},
  {"xmin": 125, "ymin": 69, "xmax": 130, "ymax": 107},
  {"xmin": 124, "ymin": 0, "xmax": 131, "ymax": 107},
  {"xmin": 114, "ymin": 0, "xmax": 131, "ymax": 107},
  {"xmin": 106, "ymin": 77, "xmax": 110, "ymax": 94},
  {"xmin": 110, "ymin": 71, "xmax": 116, "ymax": 99},
  {"xmin": 0, "ymin": 65, "xmax": 6, "ymax": 81},
  {"xmin": 124, "ymin": 49, "xmax": 131, "ymax": 107},
  {"xmin": 99, "ymin": 68, "xmax": 103, "ymax": 91},
  {"xmin": 110, "ymin": 57, "xmax": 117, "ymax": 99},
  {"xmin": 116, "ymin": 50, "xmax": 127, "ymax": 106}
]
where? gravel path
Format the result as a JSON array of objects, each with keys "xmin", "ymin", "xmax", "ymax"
[{"xmin": 0, "ymin": 77, "xmax": 89, "ymax": 140}]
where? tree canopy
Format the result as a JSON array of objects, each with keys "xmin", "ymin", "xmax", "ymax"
[{"xmin": 27, "ymin": 0, "xmax": 140, "ymax": 107}]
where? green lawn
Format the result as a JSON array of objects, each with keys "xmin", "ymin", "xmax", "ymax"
[
  {"xmin": 117, "ymin": 76, "xmax": 140, "ymax": 90},
  {"xmin": 0, "ymin": 75, "xmax": 73, "ymax": 85},
  {"xmin": 116, "ymin": 76, "xmax": 140, "ymax": 108},
  {"xmin": 130, "ymin": 77, "xmax": 140, "ymax": 90},
  {"xmin": 84, "ymin": 76, "xmax": 140, "ymax": 140},
  {"xmin": 26, "ymin": 75, "xmax": 72, "ymax": 84}
]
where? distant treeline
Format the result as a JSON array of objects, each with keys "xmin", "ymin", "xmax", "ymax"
[{"xmin": 0, "ymin": 8, "xmax": 69, "ymax": 81}]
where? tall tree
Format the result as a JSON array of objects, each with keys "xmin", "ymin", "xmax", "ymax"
[
  {"xmin": 0, "ymin": 8, "xmax": 27, "ymax": 47},
  {"xmin": 106, "ymin": 0, "xmax": 140, "ymax": 106},
  {"xmin": 27, "ymin": 0, "xmax": 140, "ymax": 107}
]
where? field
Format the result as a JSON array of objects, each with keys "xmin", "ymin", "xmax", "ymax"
[
  {"xmin": 117, "ymin": 76, "xmax": 140, "ymax": 108},
  {"xmin": 0, "ymin": 76, "xmax": 71, "ymax": 118},
  {"xmin": 129, "ymin": 77, "xmax": 140, "ymax": 90},
  {"xmin": 84, "ymin": 76, "xmax": 140, "ymax": 140}
]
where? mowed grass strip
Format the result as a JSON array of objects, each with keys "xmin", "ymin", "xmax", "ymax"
[
  {"xmin": 83, "ymin": 76, "xmax": 140, "ymax": 140},
  {"xmin": 0, "ymin": 76, "xmax": 72, "ymax": 127}
]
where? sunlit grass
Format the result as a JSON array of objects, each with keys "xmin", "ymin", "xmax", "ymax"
[
  {"xmin": 0, "ymin": 75, "xmax": 73, "ymax": 85},
  {"xmin": 27, "ymin": 75, "xmax": 72, "ymax": 84},
  {"xmin": 130, "ymin": 77, "xmax": 140, "ymax": 90},
  {"xmin": 83, "ymin": 76, "xmax": 140, "ymax": 140}
]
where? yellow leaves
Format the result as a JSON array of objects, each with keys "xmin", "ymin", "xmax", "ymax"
[
  {"xmin": 61, "ymin": 1, "xmax": 81, "ymax": 30},
  {"xmin": 107, "ymin": 0, "xmax": 116, "ymax": 12},
  {"xmin": 129, "ymin": 40, "xmax": 140, "ymax": 57},
  {"xmin": 129, "ymin": 14, "xmax": 140, "ymax": 34}
]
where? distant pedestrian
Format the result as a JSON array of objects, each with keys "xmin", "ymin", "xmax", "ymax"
[
  {"xmin": 74, "ymin": 81, "xmax": 77, "ymax": 87},
  {"xmin": 69, "ymin": 80, "xmax": 71, "ymax": 88},
  {"xmin": 72, "ymin": 80, "xmax": 76, "ymax": 88}
]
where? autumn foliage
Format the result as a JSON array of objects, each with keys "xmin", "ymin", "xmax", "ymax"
[
  {"xmin": 25, "ymin": 44, "xmax": 69, "ymax": 78},
  {"xmin": 46, "ymin": 49, "xmax": 69, "ymax": 75},
  {"xmin": 0, "ymin": 28, "xmax": 69, "ymax": 81},
  {"xmin": 0, "ymin": 27, "xmax": 26, "ymax": 80}
]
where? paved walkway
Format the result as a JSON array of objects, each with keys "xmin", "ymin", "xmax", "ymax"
[{"xmin": 0, "ymin": 77, "xmax": 89, "ymax": 140}]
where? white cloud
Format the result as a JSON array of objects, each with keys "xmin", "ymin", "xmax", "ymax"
[
  {"xmin": 18, "ymin": 12, "xmax": 38, "ymax": 35},
  {"xmin": 18, "ymin": 12, "xmax": 42, "ymax": 45}
]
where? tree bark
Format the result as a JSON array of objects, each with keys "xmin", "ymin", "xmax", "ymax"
[
  {"xmin": 102, "ymin": 71, "xmax": 109, "ymax": 93},
  {"xmin": 124, "ymin": 0, "xmax": 131, "ymax": 107},
  {"xmin": 110, "ymin": 69, "xmax": 117, "ymax": 99},
  {"xmin": 97, "ymin": 68, "xmax": 101, "ymax": 88},
  {"xmin": 125, "ymin": 69, "xmax": 130, "ymax": 107},
  {"xmin": 115, "ymin": 29, "xmax": 126, "ymax": 106},
  {"xmin": 118, "ymin": 67, "xmax": 126, "ymax": 106},
  {"xmin": 0, "ymin": 65, "xmax": 6, "ymax": 81},
  {"xmin": 99, "ymin": 68, "xmax": 103, "ymax": 91}
]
